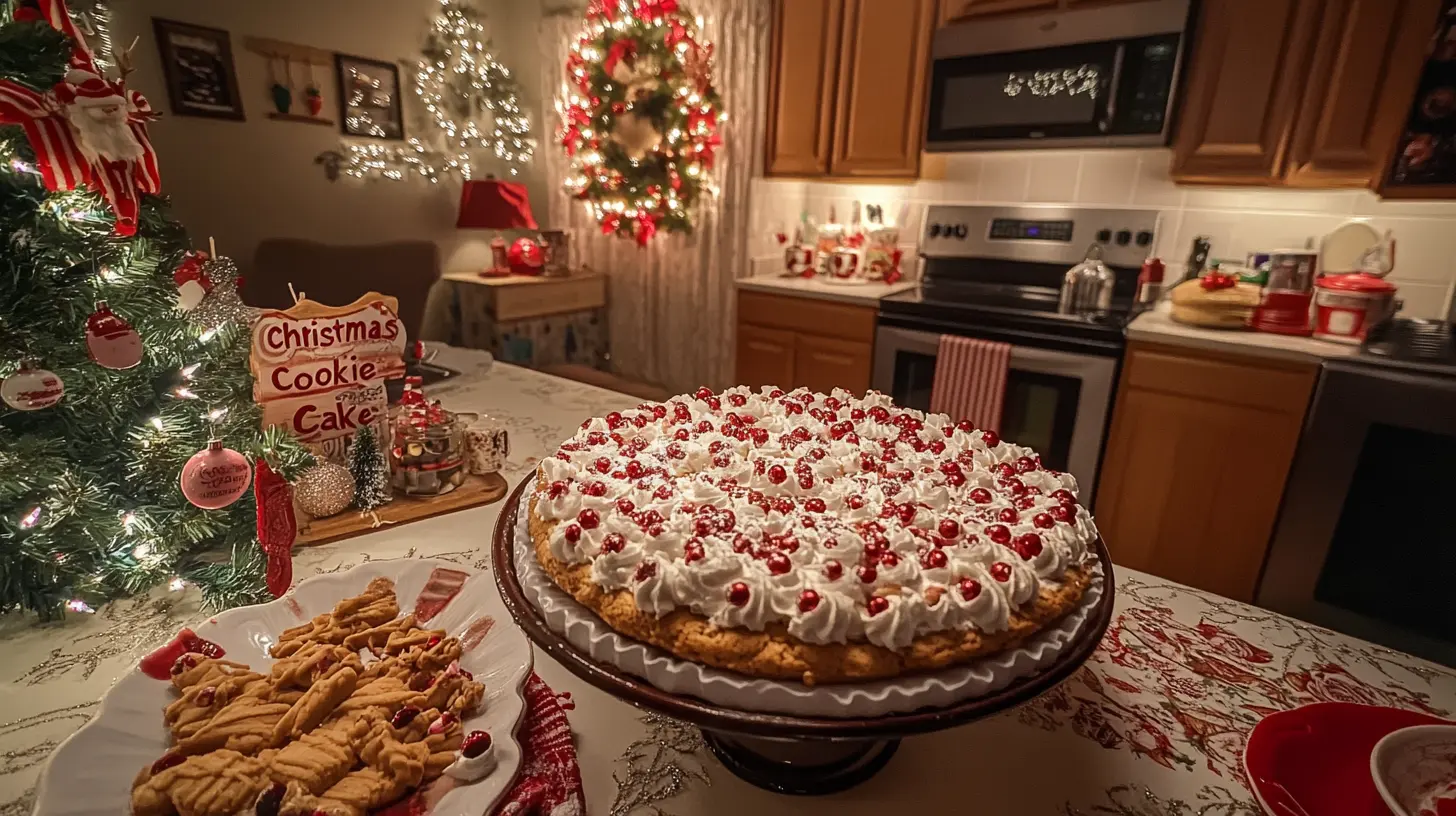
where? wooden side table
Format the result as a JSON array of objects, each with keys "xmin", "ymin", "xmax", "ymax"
[{"xmin": 423, "ymin": 271, "xmax": 608, "ymax": 369}]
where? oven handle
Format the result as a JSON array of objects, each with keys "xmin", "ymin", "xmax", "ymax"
[{"xmin": 877, "ymin": 312, "xmax": 1125, "ymax": 356}]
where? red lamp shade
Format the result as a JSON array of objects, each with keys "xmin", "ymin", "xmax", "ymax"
[{"xmin": 456, "ymin": 179, "xmax": 538, "ymax": 230}]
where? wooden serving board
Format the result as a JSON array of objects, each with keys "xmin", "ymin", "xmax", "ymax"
[{"xmin": 296, "ymin": 472, "xmax": 508, "ymax": 547}]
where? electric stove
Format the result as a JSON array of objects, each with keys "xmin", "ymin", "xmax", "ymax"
[{"xmin": 872, "ymin": 205, "xmax": 1163, "ymax": 500}]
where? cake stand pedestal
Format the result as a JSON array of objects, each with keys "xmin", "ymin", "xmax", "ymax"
[{"xmin": 491, "ymin": 476, "xmax": 1115, "ymax": 795}]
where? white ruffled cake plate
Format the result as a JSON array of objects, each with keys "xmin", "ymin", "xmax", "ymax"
[{"xmin": 511, "ymin": 505, "xmax": 1104, "ymax": 718}]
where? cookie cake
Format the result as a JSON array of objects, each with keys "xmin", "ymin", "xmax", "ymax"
[{"xmin": 528, "ymin": 386, "xmax": 1099, "ymax": 685}]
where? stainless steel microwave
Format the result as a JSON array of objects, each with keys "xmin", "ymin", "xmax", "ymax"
[{"xmin": 925, "ymin": 0, "xmax": 1191, "ymax": 151}]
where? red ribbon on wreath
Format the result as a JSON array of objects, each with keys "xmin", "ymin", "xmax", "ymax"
[
  {"xmin": 603, "ymin": 39, "xmax": 637, "ymax": 81},
  {"xmin": 634, "ymin": 0, "xmax": 679, "ymax": 18},
  {"xmin": 1199, "ymin": 271, "xmax": 1237, "ymax": 291},
  {"xmin": 0, "ymin": 0, "xmax": 161, "ymax": 236},
  {"xmin": 634, "ymin": 212, "xmax": 658, "ymax": 247}
]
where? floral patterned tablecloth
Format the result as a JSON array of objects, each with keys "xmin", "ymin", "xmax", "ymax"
[{"xmin": 2, "ymin": 354, "xmax": 1454, "ymax": 816}]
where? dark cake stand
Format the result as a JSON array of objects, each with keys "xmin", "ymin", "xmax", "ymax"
[{"xmin": 491, "ymin": 475, "xmax": 1114, "ymax": 795}]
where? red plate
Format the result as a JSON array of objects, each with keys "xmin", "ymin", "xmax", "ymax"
[{"xmin": 1246, "ymin": 702, "xmax": 1451, "ymax": 815}]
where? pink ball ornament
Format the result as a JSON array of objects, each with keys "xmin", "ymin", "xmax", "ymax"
[
  {"xmin": 507, "ymin": 238, "xmax": 544, "ymax": 276},
  {"xmin": 180, "ymin": 440, "xmax": 252, "ymax": 509}
]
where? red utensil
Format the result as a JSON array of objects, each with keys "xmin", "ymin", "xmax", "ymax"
[{"xmin": 1245, "ymin": 702, "xmax": 1451, "ymax": 816}]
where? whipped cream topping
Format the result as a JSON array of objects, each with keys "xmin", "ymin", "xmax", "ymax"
[
  {"xmin": 535, "ymin": 386, "xmax": 1096, "ymax": 652},
  {"xmin": 443, "ymin": 745, "xmax": 496, "ymax": 782}
]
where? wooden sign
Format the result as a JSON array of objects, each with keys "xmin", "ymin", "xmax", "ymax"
[{"xmin": 250, "ymin": 293, "xmax": 405, "ymax": 460}]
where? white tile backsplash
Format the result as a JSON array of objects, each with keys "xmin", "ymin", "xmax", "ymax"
[{"xmin": 748, "ymin": 147, "xmax": 1456, "ymax": 320}]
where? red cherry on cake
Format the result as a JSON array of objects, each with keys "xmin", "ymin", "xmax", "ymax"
[
  {"xmin": 694, "ymin": 386, "xmax": 714, "ymax": 401},
  {"xmin": 986, "ymin": 524, "xmax": 1012, "ymax": 544},
  {"xmin": 1050, "ymin": 504, "xmax": 1076, "ymax": 523},
  {"xmin": 563, "ymin": 524, "xmax": 582, "ymax": 543},
  {"xmin": 896, "ymin": 503, "xmax": 918, "ymax": 525},
  {"xmin": 857, "ymin": 564, "xmax": 878, "ymax": 583},
  {"xmin": 673, "ymin": 428, "xmax": 690, "ymax": 441},
  {"xmin": 694, "ymin": 516, "xmax": 714, "ymax": 537},
  {"xmin": 577, "ymin": 509, "xmax": 600, "ymax": 529},
  {"xmin": 654, "ymin": 485, "xmax": 674, "ymax": 500},
  {"xmin": 616, "ymin": 498, "xmax": 636, "ymax": 514},
  {"xmin": 850, "ymin": 408, "xmax": 866, "ymax": 421},
  {"xmin": 1004, "ymin": 477, "xmax": 1027, "ymax": 495},
  {"xmin": 684, "ymin": 541, "xmax": 705, "ymax": 563},
  {"xmin": 879, "ymin": 550, "xmax": 900, "ymax": 568},
  {"xmin": 928, "ymin": 439, "xmax": 946, "ymax": 454},
  {"xmin": 391, "ymin": 705, "xmax": 422, "ymax": 728},
  {"xmin": 958, "ymin": 578, "xmax": 983, "ymax": 601},
  {"xmin": 1012, "ymin": 533, "xmax": 1043, "ymax": 560},
  {"xmin": 825, "ymin": 560, "xmax": 843, "ymax": 581},
  {"xmin": 784, "ymin": 401, "xmax": 804, "ymax": 415},
  {"xmin": 593, "ymin": 457, "xmax": 611, "ymax": 474},
  {"xmin": 727, "ymin": 582, "xmax": 751, "ymax": 607},
  {"xmin": 625, "ymin": 460, "xmax": 645, "ymax": 479},
  {"xmin": 705, "ymin": 396, "xmax": 721, "ymax": 411},
  {"xmin": 634, "ymin": 561, "xmax": 658, "ymax": 581},
  {"xmin": 805, "ymin": 498, "xmax": 827, "ymax": 513},
  {"xmin": 601, "ymin": 533, "xmax": 626, "ymax": 553},
  {"xmin": 938, "ymin": 518, "xmax": 960, "ymax": 539},
  {"xmin": 970, "ymin": 488, "xmax": 993, "ymax": 504},
  {"xmin": 728, "ymin": 393, "xmax": 747, "ymax": 407},
  {"xmin": 792, "ymin": 590, "xmax": 820, "ymax": 614},
  {"xmin": 994, "ymin": 463, "xmax": 1016, "ymax": 480},
  {"xmin": 867, "ymin": 596, "xmax": 890, "ymax": 616},
  {"xmin": 548, "ymin": 480, "xmax": 569, "ymax": 499},
  {"xmin": 922, "ymin": 549, "xmax": 948, "ymax": 569},
  {"xmin": 982, "ymin": 430, "xmax": 1001, "ymax": 446},
  {"xmin": 666, "ymin": 442, "xmax": 685, "ymax": 460},
  {"xmin": 955, "ymin": 419, "xmax": 975, "ymax": 433},
  {"xmin": 1016, "ymin": 456, "xmax": 1038, "ymax": 473},
  {"xmin": 1051, "ymin": 489, "xmax": 1076, "ymax": 505},
  {"xmin": 998, "ymin": 507, "xmax": 1019, "ymax": 524},
  {"xmin": 606, "ymin": 411, "xmax": 624, "ymax": 429},
  {"xmin": 461, "ymin": 731, "xmax": 492, "ymax": 759},
  {"xmin": 798, "ymin": 474, "xmax": 814, "ymax": 490},
  {"xmin": 766, "ymin": 552, "xmax": 791, "ymax": 575},
  {"xmin": 991, "ymin": 562, "xmax": 1012, "ymax": 582},
  {"xmin": 733, "ymin": 533, "xmax": 753, "ymax": 553},
  {"xmin": 767, "ymin": 465, "xmax": 788, "ymax": 484},
  {"xmin": 585, "ymin": 481, "xmax": 607, "ymax": 497},
  {"xmin": 1034, "ymin": 513, "xmax": 1055, "ymax": 529},
  {"xmin": 847, "ymin": 494, "xmax": 866, "ymax": 510}
]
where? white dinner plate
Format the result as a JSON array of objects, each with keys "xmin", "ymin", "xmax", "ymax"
[{"xmin": 33, "ymin": 558, "xmax": 532, "ymax": 816}]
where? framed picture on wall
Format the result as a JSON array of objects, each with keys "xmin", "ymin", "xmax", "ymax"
[
  {"xmin": 334, "ymin": 54, "xmax": 404, "ymax": 140},
  {"xmin": 151, "ymin": 18, "xmax": 245, "ymax": 120}
]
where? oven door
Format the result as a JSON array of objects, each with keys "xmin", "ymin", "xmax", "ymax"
[
  {"xmin": 872, "ymin": 324, "xmax": 1116, "ymax": 501},
  {"xmin": 1259, "ymin": 361, "xmax": 1456, "ymax": 666}
]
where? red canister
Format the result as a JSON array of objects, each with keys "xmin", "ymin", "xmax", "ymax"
[{"xmin": 1313, "ymin": 272, "xmax": 1398, "ymax": 344}]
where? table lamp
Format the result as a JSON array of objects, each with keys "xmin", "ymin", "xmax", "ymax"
[{"xmin": 456, "ymin": 178, "xmax": 538, "ymax": 277}]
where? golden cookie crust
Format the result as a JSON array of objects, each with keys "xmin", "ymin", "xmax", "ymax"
[{"xmin": 528, "ymin": 491, "xmax": 1092, "ymax": 685}]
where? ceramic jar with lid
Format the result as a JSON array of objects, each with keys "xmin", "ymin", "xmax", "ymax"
[{"xmin": 1313, "ymin": 272, "xmax": 1399, "ymax": 344}]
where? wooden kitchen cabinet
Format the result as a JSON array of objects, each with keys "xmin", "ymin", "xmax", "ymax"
[
  {"xmin": 763, "ymin": 0, "xmax": 842, "ymax": 175},
  {"xmin": 734, "ymin": 290, "xmax": 876, "ymax": 393},
  {"xmin": 1094, "ymin": 342, "xmax": 1318, "ymax": 602},
  {"xmin": 939, "ymin": 0, "xmax": 1055, "ymax": 24},
  {"xmin": 765, "ymin": 0, "xmax": 934, "ymax": 179},
  {"xmin": 1172, "ymin": 0, "xmax": 1441, "ymax": 187}
]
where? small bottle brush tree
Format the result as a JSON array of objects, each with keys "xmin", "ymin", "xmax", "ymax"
[
  {"xmin": 0, "ymin": 7, "xmax": 310, "ymax": 618},
  {"xmin": 348, "ymin": 425, "xmax": 390, "ymax": 511}
]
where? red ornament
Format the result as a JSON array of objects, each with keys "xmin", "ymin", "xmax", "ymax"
[
  {"xmin": 507, "ymin": 237, "xmax": 545, "ymax": 275},
  {"xmin": 85, "ymin": 301, "xmax": 142, "ymax": 370},
  {"xmin": 254, "ymin": 459, "xmax": 296, "ymax": 598},
  {"xmin": 180, "ymin": 440, "xmax": 251, "ymax": 509}
]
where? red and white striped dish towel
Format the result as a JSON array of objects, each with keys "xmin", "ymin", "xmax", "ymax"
[{"xmin": 929, "ymin": 335, "xmax": 1012, "ymax": 433}]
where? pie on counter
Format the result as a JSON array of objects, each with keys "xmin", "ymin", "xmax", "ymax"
[
  {"xmin": 528, "ymin": 386, "xmax": 1098, "ymax": 686},
  {"xmin": 130, "ymin": 578, "xmax": 496, "ymax": 816}
]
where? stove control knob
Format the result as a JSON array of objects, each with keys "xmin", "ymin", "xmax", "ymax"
[
  {"xmin": 1096, "ymin": 228, "xmax": 1112, "ymax": 243},
  {"xmin": 929, "ymin": 223, "xmax": 943, "ymax": 238},
  {"xmin": 953, "ymin": 224, "xmax": 969, "ymax": 239},
  {"xmin": 1135, "ymin": 230, "xmax": 1154, "ymax": 247},
  {"xmin": 1115, "ymin": 229, "xmax": 1132, "ymax": 246}
]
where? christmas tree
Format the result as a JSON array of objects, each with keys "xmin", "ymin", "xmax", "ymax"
[
  {"xmin": 333, "ymin": 0, "xmax": 534, "ymax": 182},
  {"xmin": 0, "ymin": 1, "xmax": 309, "ymax": 618},
  {"xmin": 347, "ymin": 425, "xmax": 389, "ymax": 511}
]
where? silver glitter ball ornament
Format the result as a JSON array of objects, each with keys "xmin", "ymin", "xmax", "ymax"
[{"xmin": 294, "ymin": 462, "xmax": 355, "ymax": 518}]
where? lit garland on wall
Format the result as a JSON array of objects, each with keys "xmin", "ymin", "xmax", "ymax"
[
  {"xmin": 557, "ymin": 0, "xmax": 724, "ymax": 245},
  {"xmin": 337, "ymin": 0, "xmax": 533, "ymax": 182}
]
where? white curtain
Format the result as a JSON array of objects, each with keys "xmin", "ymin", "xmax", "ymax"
[{"xmin": 539, "ymin": 0, "xmax": 771, "ymax": 394}]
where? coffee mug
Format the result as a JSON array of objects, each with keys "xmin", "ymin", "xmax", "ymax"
[
  {"xmin": 465, "ymin": 416, "xmax": 510, "ymax": 475},
  {"xmin": 831, "ymin": 246, "xmax": 865, "ymax": 280},
  {"xmin": 783, "ymin": 245, "xmax": 815, "ymax": 278}
]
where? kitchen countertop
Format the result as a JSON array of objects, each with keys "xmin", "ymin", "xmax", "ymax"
[
  {"xmin": 7, "ymin": 353, "xmax": 1456, "ymax": 816},
  {"xmin": 736, "ymin": 273, "xmax": 918, "ymax": 305},
  {"xmin": 1127, "ymin": 302, "xmax": 1362, "ymax": 363}
]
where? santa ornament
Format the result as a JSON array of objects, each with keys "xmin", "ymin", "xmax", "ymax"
[
  {"xmin": 180, "ymin": 440, "xmax": 251, "ymax": 509},
  {"xmin": 173, "ymin": 251, "xmax": 212, "ymax": 312},
  {"xmin": 0, "ymin": 0, "xmax": 160, "ymax": 236},
  {"xmin": 84, "ymin": 300, "xmax": 143, "ymax": 370}
]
